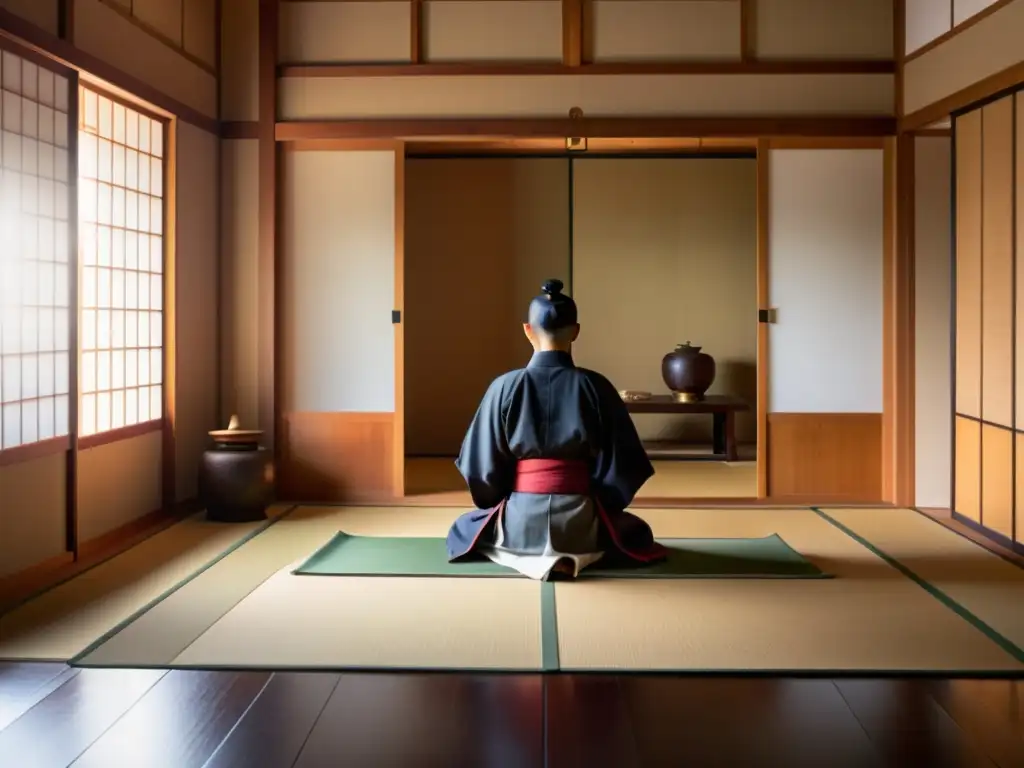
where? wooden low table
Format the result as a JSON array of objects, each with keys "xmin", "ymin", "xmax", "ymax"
[{"xmin": 624, "ymin": 394, "xmax": 750, "ymax": 462}]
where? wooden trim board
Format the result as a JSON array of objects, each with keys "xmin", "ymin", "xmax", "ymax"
[
  {"xmin": 882, "ymin": 139, "xmax": 895, "ymax": 502},
  {"xmin": 894, "ymin": 133, "xmax": 917, "ymax": 505},
  {"xmin": 756, "ymin": 138, "xmax": 770, "ymax": 498},
  {"xmin": 278, "ymin": 61, "xmax": 896, "ymax": 78},
  {"xmin": 164, "ymin": 117, "xmax": 178, "ymax": 510},
  {"xmin": 393, "ymin": 145, "xmax": 406, "ymax": 498},
  {"xmin": 275, "ymin": 117, "xmax": 897, "ymax": 142},
  {"xmin": 258, "ymin": 0, "xmax": 279, "ymax": 457}
]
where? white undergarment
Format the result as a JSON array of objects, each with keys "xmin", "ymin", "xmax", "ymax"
[
  {"xmin": 479, "ymin": 496, "xmax": 604, "ymax": 580},
  {"xmin": 480, "ymin": 547, "xmax": 604, "ymax": 580}
]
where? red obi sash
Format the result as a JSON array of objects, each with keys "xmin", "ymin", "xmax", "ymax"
[
  {"xmin": 450, "ymin": 457, "xmax": 666, "ymax": 565},
  {"xmin": 513, "ymin": 459, "xmax": 590, "ymax": 495}
]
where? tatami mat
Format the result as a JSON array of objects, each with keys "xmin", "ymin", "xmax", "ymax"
[
  {"xmin": 0, "ymin": 507, "xmax": 292, "ymax": 660},
  {"xmin": 173, "ymin": 571, "xmax": 543, "ymax": 671},
  {"xmin": 554, "ymin": 508, "xmax": 1024, "ymax": 672},
  {"xmin": 73, "ymin": 505, "xmax": 469, "ymax": 667},
  {"xmin": 69, "ymin": 505, "xmax": 1024, "ymax": 674},
  {"xmin": 638, "ymin": 461, "xmax": 757, "ymax": 498},
  {"xmin": 823, "ymin": 507, "xmax": 1024, "ymax": 656}
]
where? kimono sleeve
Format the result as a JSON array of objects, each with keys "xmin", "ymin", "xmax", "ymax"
[
  {"xmin": 589, "ymin": 373, "xmax": 654, "ymax": 512},
  {"xmin": 455, "ymin": 375, "xmax": 515, "ymax": 510}
]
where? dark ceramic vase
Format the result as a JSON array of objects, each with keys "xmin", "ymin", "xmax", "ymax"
[
  {"xmin": 661, "ymin": 342, "xmax": 716, "ymax": 402},
  {"xmin": 199, "ymin": 446, "xmax": 275, "ymax": 523}
]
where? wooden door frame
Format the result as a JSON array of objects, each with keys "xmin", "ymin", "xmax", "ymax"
[
  {"xmin": 756, "ymin": 139, "xmax": 770, "ymax": 498},
  {"xmin": 397, "ymin": 143, "xmax": 765, "ymax": 503},
  {"xmin": 393, "ymin": 144, "xmax": 406, "ymax": 498}
]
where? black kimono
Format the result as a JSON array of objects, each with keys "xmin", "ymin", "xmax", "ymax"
[{"xmin": 445, "ymin": 350, "xmax": 667, "ymax": 579}]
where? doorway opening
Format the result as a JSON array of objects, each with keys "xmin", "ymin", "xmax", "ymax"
[{"xmin": 400, "ymin": 139, "xmax": 762, "ymax": 505}]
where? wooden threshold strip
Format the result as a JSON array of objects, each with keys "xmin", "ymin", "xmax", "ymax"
[
  {"xmin": 275, "ymin": 116, "xmax": 897, "ymax": 141},
  {"xmin": 278, "ymin": 60, "xmax": 896, "ymax": 78}
]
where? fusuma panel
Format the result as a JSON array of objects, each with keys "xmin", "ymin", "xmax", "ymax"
[
  {"xmin": 980, "ymin": 97, "xmax": 1014, "ymax": 428},
  {"xmin": 954, "ymin": 91, "xmax": 1024, "ymax": 546},
  {"xmin": 954, "ymin": 110, "xmax": 982, "ymax": 419},
  {"xmin": 954, "ymin": 416, "xmax": 981, "ymax": 523},
  {"xmin": 981, "ymin": 423, "xmax": 1013, "ymax": 538}
]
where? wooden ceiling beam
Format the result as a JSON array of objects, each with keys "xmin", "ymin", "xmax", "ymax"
[
  {"xmin": 275, "ymin": 115, "xmax": 896, "ymax": 141},
  {"xmin": 278, "ymin": 60, "xmax": 894, "ymax": 78}
]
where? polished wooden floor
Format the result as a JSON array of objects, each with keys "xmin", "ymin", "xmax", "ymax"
[{"xmin": 0, "ymin": 664, "xmax": 1022, "ymax": 767}]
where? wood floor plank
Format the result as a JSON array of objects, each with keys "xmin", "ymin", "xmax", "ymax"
[
  {"xmin": 622, "ymin": 677, "xmax": 880, "ymax": 768},
  {"xmin": 2, "ymin": 667, "xmax": 1021, "ymax": 766},
  {"xmin": 0, "ymin": 662, "xmax": 78, "ymax": 731},
  {"xmin": 0, "ymin": 662, "xmax": 68, "ymax": 694},
  {"xmin": 293, "ymin": 673, "xmax": 545, "ymax": 767},
  {"xmin": 835, "ymin": 680, "xmax": 997, "ymax": 767},
  {"xmin": 70, "ymin": 670, "xmax": 271, "ymax": 768},
  {"xmin": 0, "ymin": 666, "xmax": 80, "ymax": 732},
  {"xmin": 935, "ymin": 680, "xmax": 1024, "ymax": 741},
  {"xmin": 926, "ymin": 681, "xmax": 1024, "ymax": 768},
  {"xmin": 203, "ymin": 672, "xmax": 340, "ymax": 768},
  {"xmin": 546, "ymin": 675, "xmax": 639, "ymax": 767},
  {"xmin": 0, "ymin": 668, "xmax": 167, "ymax": 768}
]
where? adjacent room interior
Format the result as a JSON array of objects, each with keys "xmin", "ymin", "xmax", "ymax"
[{"xmin": 403, "ymin": 152, "xmax": 758, "ymax": 502}]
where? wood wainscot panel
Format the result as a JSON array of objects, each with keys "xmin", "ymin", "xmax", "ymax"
[
  {"xmin": 1017, "ymin": 433, "xmax": 1024, "ymax": 544},
  {"xmin": 281, "ymin": 412, "xmax": 395, "ymax": 502},
  {"xmin": 0, "ymin": 501, "xmax": 196, "ymax": 612},
  {"xmin": 766, "ymin": 413, "xmax": 882, "ymax": 501},
  {"xmin": 980, "ymin": 96, "xmax": 1015, "ymax": 429},
  {"xmin": 955, "ymin": 109, "xmax": 983, "ymax": 419},
  {"xmin": 980, "ymin": 423, "xmax": 1014, "ymax": 539},
  {"xmin": 955, "ymin": 415, "xmax": 982, "ymax": 523}
]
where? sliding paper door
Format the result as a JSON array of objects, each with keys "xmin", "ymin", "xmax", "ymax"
[
  {"xmin": 280, "ymin": 147, "xmax": 401, "ymax": 501},
  {"xmin": 0, "ymin": 44, "xmax": 76, "ymax": 573},
  {"xmin": 766, "ymin": 148, "xmax": 885, "ymax": 500}
]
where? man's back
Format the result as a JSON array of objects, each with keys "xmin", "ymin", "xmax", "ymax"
[
  {"xmin": 456, "ymin": 350, "xmax": 652, "ymax": 512},
  {"xmin": 485, "ymin": 353, "xmax": 602, "ymax": 461}
]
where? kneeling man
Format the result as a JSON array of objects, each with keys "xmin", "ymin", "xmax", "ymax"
[{"xmin": 446, "ymin": 279, "xmax": 667, "ymax": 580}]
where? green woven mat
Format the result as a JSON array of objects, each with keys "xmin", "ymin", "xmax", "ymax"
[{"xmin": 294, "ymin": 532, "xmax": 831, "ymax": 579}]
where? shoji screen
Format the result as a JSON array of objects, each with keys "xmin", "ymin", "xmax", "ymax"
[
  {"xmin": 0, "ymin": 48, "xmax": 74, "ymax": 453},
  {"xmin": 953, "ymin": 92, "xmax": 1023, "ymax": 547},
  {"xmin": 0, "ymin": 43, "xmax": 76, "ymax": 576}
]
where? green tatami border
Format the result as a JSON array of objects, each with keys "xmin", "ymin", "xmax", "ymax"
[
  {"xmin": 541, "ymin": 582, "xmax": 559, "ymax": 671},
  {"xmin": 66, "ymin": 505, "xmax": 299, "ymax": 667},
  {"xmin": 811, "ymin": 507, "xmax": 1024, "ymax": 666}
]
